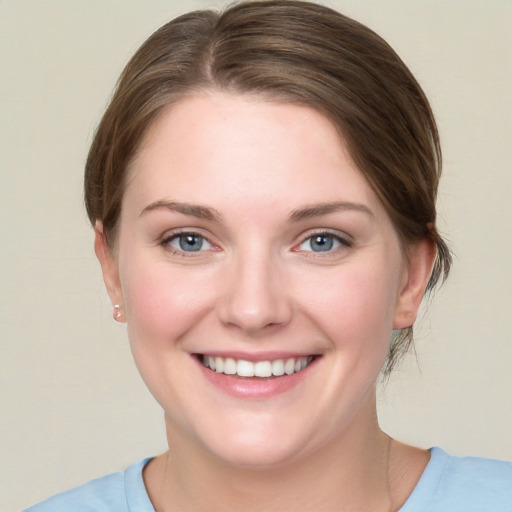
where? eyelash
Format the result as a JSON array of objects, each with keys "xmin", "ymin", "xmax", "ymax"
[
  {"xmin": 159, "ymin": 229, "xmax": 353, "ymax": 257},
  {"xmin": 296, "ymin": 230, "xmax": 353, "ymax": 255},
  {"xmin": 160, "ymin": 230, "xmax": 214, "ymax": 257}
]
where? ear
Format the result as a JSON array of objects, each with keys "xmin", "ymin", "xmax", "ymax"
[
  {"xmin": 393, "ymin": 238, "xmax": 436, "ymax": 329},
  {"xmin": 94, "ymin": 221, "xmax": 124, "ymax": 321}
]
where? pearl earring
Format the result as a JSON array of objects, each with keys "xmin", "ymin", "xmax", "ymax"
[{"xmin": 113, "ymin": 304, "xmax": 123, "ymax": 321}]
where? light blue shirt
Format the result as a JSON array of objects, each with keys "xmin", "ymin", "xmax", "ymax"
[{"xmin": 24, "ymin": 447, "xmax": 512, "ymax": 511}]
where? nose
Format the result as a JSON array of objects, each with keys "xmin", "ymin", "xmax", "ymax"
[{"xmin": 218, "ymin": 247, "xmax": 293, "ymax": 335}]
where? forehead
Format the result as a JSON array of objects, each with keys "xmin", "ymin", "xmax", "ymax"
[{"xmin": 124, "ymin": 92, "xmax": 384, "ymax": 219}]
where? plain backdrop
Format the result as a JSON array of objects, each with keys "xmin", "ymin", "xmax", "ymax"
[{"xmin": 1, "ymin": 1, "xmax": 511, "ymax": 510}]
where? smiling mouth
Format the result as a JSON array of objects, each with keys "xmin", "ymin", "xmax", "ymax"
[{"xmin": 198, "ymin": 354, "xmax": 316, "ymax": 378}]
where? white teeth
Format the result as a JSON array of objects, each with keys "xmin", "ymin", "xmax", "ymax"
[
  {"xmin": 202, "ymin": 355, "xmax": 314, "ymax": 377},
  {"xmin": 271, "ymin": 359, "xmax": 285, "ymax": 376},
  {"xmin": 214, "ymin": 356, "xmax": 224, "ymax": 373},
  {"xmin": 237, "ymin": 359, "xmax": 255, "ymax": 377},
  {"xmin": 284, "ymin": 358, "xmax": 295, "ymax": 375},
  {"xmin": 254, "ymin": 361, "xmax": 272, "ymax": 378},
  {"xmin": 223, "ymin": 357, "xmax": 237, "ymax": 375}
]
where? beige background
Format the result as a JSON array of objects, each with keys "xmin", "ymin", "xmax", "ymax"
[{"xmin": 1, "ymin": 1, "xmax": 511, "ymax": 510}]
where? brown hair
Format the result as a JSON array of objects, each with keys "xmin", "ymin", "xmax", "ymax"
[{"xmin": 84, "ymin": 0, "xmax": 452, "ymax": 374}]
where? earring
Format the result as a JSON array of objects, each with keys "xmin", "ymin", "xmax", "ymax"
[{"xmin": 113, "ymin": 304, "xmax": 123, "ymax": 322}]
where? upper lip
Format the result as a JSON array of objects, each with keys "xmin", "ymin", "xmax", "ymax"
[{"xmin": 194, "ymin": 351, "xmax": 319, "ymax": 362}]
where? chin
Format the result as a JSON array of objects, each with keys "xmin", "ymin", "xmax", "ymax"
[
  {"xmin": 209, "ymin": 439, "xmax": 303, "ymax": 470},
  {"xmin": 193, "ymin": 416, "xmax": 317, "ymax": 470}
]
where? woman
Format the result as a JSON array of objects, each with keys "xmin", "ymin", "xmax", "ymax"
[{"xmin": 24, "ymin": 1, "xmax": 511, "ymax": 511}]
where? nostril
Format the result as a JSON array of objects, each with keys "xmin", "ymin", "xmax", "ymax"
[
  {"xmin": 219, "ymin": 300, "xmax": 293, "ymax": 334},
  {"xmin": 217, "ymin": 263, "xmax": 293, "ymax": 333}
]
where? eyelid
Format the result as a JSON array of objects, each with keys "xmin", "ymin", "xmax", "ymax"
[
  {"xmin": 293, "ymin": 229, "xmax": 353, "ymax": 253},
  {"xmin": 160, "ymin": 228, "xmax": 219, "ymax": 256},
  {"xmin": 158, "ymin": 227, "xmax": 352, "ymax": 256}
]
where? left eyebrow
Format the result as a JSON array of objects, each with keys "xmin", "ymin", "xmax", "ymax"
[
  {"xmin": 287, "ymin": 201, "xmax": 374, "ymax": 223},
  {"xmin": 139, "ymin": 200, "xmax": 222, "ymax": 222}
]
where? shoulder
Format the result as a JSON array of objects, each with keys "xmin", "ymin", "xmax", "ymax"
[
  {"xmin": 402, "ymin": 447, "xmax": 512, "ymax": 512},
  {"xmin": 439, "ymin": 448, "xmax": 512, "ymax": 487},
  {"xmin": 23, "ymin": 471, "xmax": 126, "ymax": 512},
  {"xmin": 23, "ymin": 459, "xmax": 154, "ymax": 512}
]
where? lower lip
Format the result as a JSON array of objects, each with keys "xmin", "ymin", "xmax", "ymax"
[{"xmin": 194, "ymin": 357, "xmax": 317, "ymax": 399}]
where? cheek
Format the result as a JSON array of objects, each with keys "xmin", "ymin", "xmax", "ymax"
[
  {"xmin": 302, "ymin": 264, "xmax": 400, "ymax": 352},
  {"xmin": 120, "ymin": 257, "xmax": 217, "ymax": 346},
  {"xmin": 118, "ymin": 258, "xmax": 216, "ymax": 413}
]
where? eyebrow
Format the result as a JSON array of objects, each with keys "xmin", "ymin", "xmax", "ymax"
[
  {"xmin": 140, "ymin": 200, "xmax": 222, "ymax": 221},
  {"xmin": 287, "ymin": 201, "xmax": 374, "ymax": 223},
  {"xmin": 140, "ymin": 200, "xmax": 373, "ymax": 223}
]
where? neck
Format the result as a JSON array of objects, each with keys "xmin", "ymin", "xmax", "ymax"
[{"xmin": 144, "ymin": 391, "xmax": 397, "ymax": 512}]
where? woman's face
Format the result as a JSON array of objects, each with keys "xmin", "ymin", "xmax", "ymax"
[{"xmin": 97, "ymin": 92, "xmax": 431, "ymax": 467}]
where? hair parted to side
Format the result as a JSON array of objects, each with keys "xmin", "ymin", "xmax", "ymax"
[{"xmin": 85, "ymin": 0, "xmax": 452, "ymax": 374}]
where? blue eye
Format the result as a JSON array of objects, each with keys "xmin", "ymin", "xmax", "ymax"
[
  {"xmin": 166, "ymin": 233, "xmax": 211, "ymax": 252},
  {"xmin": 299, "ymin": 233, "xmax": 345, "ymax": 252}
]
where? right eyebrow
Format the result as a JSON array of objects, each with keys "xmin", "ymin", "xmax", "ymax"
[{"xmin": 139, "ymin": 200, "xmax": 222, "ymax": 222}]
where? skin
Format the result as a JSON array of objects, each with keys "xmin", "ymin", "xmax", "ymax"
[{"xmin": 95, "ymin": 92, "xmax": 435, "ymax": 511}]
